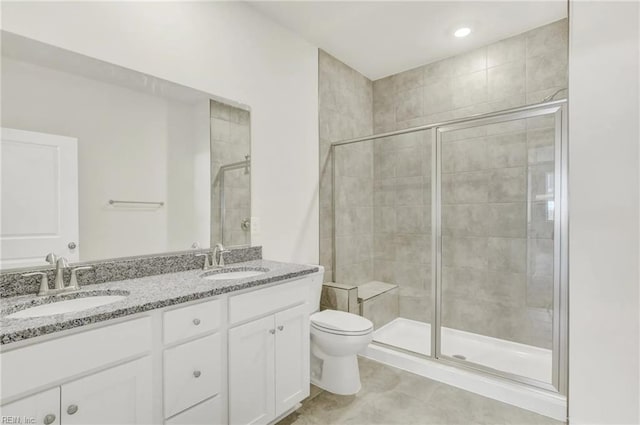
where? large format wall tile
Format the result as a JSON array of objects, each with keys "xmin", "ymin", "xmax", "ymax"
[
  {"xmin": 320, "ymin": 20, "xmax": 566, "ymax": 348},
  {"xmin": 367, "ymin": 20, "xmax": 566, "ymax": 349},
  {"xmin": 210, "ymin": 100, "xmax": 251, "ymax": 248},
  {"xmin": 319, "ymin": 50, "xmax": 373, "ymax": 285}
]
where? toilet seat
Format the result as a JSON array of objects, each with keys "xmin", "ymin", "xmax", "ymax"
[{"xmin": 311, "ymin": 310, "xmax": 373, "ymax": 336}]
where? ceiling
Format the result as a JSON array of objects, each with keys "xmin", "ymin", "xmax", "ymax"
[{"xmin": 248, "ymin": 1, "xmax": 568, "ymax": 80}]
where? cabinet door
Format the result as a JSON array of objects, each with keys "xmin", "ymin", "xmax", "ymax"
[
  {"xmin": 0, "ymin": 388, "xmax": 60, "ymax": 425},
  {"xmin": 61, "ymin": 357, "xmax": 152, "ymax": 424},
  {"xmin": 228, "ymin": 315, "xmax": 275, "ymax": 425},
  {"xmin": 274, "ymin": 304, "xmax": 310, "ymax": 416}
]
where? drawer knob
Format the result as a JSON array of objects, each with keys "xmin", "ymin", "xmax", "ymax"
[
  {"xmin": 277, "ymin": 325, "xmax": 284, "ymax": 331},
  {"xmin": 193, "ymin": 370, "xmax": 202, "ymax": 378},
  {"xmin": 269, "ymin": 329, "xmax": 275, "ymax": 334},
  {"xmin": 43, "ymin": 414, "xmax": 56, "ymax": 425},
  {"xmin": 193, "ymin": 318, "xmax": 201, "ymax": 326},
  {"xmin": 67, "ymin": 405, "xmax": 78, "ymax": 415}
]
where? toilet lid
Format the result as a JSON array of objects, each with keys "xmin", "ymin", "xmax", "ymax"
[{"xmin": 310, "ymin": 310, "xmax": 373, "ymax": 335}]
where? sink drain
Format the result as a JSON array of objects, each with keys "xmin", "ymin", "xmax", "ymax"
[{"xmin": 452, "ymin": 354, "xmax": 467, "ymax": 360}]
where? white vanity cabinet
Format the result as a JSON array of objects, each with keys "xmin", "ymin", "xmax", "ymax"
[
  {"xmin": 162, "ymin": 299, "xmax": 224, "ymax": 423},
  {"xmin": 61, "ymin": 357, "xmax": 152, "ymax": 424},
  {"xmin": 229, "ymin": 315, "xmax": 276, "ymax": 425},
  {"xmin": 228, "ymin": 281, "xmax": 311, "ymax": 425},
  {"xmin": 0, "ymin": 318, "xmax": 153, "ymax": 425},
  {"xmin": 1, "ymin": 357, "xmax": 151, "ymax": 425},
  {"xmin": 1, "ymin": 271, "xmax": 320, "ymax": 425},
  {"xmin": 1, "ymin": 388, "xmax": 61, "ymax": 425},
  {"xmin": 273, "ymin": 304, "xmax": 310, "ymax": 415}
]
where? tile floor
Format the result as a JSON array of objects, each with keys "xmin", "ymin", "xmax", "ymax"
[{"xmin": 278, "ymin": 357, "xmax": 564, "ymax": 425}]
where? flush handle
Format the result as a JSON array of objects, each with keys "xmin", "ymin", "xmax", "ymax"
[
  {"xmin": 43, "ymin": 414, "xmax": 56, "ymax": 425},
  {"xmin": 67, "ymin": 405, "xmax": 78, "ymax": 415}
]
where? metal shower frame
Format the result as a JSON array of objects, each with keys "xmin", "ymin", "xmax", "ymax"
[{"xmin": 330, "ymin": 99, "xmax": 568, "ymax": 395}]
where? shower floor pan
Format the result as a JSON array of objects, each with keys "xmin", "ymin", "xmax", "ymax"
[{"xmin": 373, "ymin": 317, "xmax": 552, "ymax": 384}]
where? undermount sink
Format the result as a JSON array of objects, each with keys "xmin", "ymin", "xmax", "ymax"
[
  {"xmin": 201, "ymin": 269, "xmax": 267, "ymax": 281},
  {"xmin": 7, "ymin": 295, "xmax": 127, "ymax": 319}
]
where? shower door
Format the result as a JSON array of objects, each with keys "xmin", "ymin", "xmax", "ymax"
[
  {"xmin": 332, "ymin": 130, "xmax": 434, "ymax": 357},
  {"xmin": 434, "ymin": 102, "xmax": 567, "ymax": 393}
]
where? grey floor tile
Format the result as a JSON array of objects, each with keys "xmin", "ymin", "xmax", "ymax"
[{"xmin": 278, "ymin": 357, "xmax": 564, "ymax": 425}]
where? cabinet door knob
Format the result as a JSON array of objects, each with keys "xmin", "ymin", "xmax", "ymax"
[
  {"xmin": 193, "ymin": 370, "xmax": 202, "ymax": 378},
  {"xmin": 67, "ymin": 405, "xmax": 78, "ymax": 415},
  {"xmin": 43, "ymin": 414, "xmax": 56, "ymax": 424},
  {"xmin": 269, "ymin": 329, "xmax": 275, "ymax": 334},
  {"xmin": 277, "ymin": 325, "xmax": 284, "ymax": 331},
  {"xmin": 193, "ymin": 318, "xmax": 201, "ymax": 326}
]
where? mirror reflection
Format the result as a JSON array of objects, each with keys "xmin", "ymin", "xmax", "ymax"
[{"xmin": 0, "ymin": 33, "xmax": 251, "ymax": 269}]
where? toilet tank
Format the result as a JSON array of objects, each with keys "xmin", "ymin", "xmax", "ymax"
[{"xmin": 308, "ymin": 265, "xmax": 325, "ymax": 312}]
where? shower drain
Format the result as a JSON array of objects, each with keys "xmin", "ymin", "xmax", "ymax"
[{"xmin": 452, "ymin": 354, "xmax": 467, "ymax": 360}]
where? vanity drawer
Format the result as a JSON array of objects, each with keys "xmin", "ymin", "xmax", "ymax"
[
  {"xmin": 229, "ymin": 278, "xmax": 310, "ymax": 325},
  {"xmin": 163, "ymin": 299, "xmax": 221, "ymax": 345},
  {"xmin": 1, "ymin": 317, "xmax": 151, "ymax": 402},
  {"xmin": 163, "ymin": 333, "xmax": 221, "ymax": 418},
  {"xmin": 165, "ymin": 395, "xmax": 222, "ymax": 425}
]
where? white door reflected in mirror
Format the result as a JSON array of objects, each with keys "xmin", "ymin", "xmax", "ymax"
[{"xmin": 0, "ymin": 128, "xmax": 79, "ymax": 268}]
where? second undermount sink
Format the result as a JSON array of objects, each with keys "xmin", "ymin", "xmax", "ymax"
[
  {"xmin": 201, "ymin": 268, "xmax": 267, "ymax": 281},
  {"xmin": 7, "ymin": 295, "xmax": 127, "ymax": 319}
]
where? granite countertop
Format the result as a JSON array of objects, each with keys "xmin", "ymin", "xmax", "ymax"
[{"xmin": 0, "ymin": 260, "xmax": 319, "ymax": 345}]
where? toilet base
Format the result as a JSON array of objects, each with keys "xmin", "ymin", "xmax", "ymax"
[{"xmin": 310, "ymin": 350, "xmax": 362, "ymax": 395}]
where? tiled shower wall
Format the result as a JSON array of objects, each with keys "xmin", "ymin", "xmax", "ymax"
[
  {"xmin": 370, "ymin": 19, "xmax": 567, "ymax": 348},
  {"xmin": 372, "ymin": 131, "xmax": 433, "ymax": 323},
  {"xmin": 210, "ymin": 100, "xmax": 251, "ymax": 248},
  {"xmin": 320, "ymin": 20, "xmax": 566, "ymax": 348},
  {"xmin": 372, "ymin": 20, "xmax": 568, "ymax": 134},
  {"xmin": 319, "ymin": 50, "xmax": 373, "ymax": 283}
]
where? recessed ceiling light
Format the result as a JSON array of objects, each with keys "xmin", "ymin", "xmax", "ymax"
[{"xmin": 454, "ymin": 27, "xmax": 471, "ymax": 38}]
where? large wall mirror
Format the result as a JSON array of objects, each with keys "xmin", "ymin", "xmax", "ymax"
[{"xmin": 0, "ymin": 32, "xmax": 252, "ymax": 270}]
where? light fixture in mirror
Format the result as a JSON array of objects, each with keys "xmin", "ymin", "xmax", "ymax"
[{"xmin": 0, "ymin": 32, "xmax": 251, "ymax": 270}]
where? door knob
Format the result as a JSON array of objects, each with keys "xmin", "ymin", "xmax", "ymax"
[
  {"xmin": 193, "ymin": 318, "xmax": 201, "ymax": 326},
  {"xmin": 193, "ymin": 370, "xmax": 202, "ymax": 378},
  {"xmin": 67, "ymin": 405, "xmax": 78, "ymax": 415},
  {"xmin": 68, "ymin": 242, "xmax": 77, "ymax": 250},
  {"xmin": 269, "ymin": 329, "xmax": 275, "ymax": 334},
  {"xmin": 43, "ymin": 414, "xmax": 56, "ymax": 425},
  {"xmin": 277, "ymin": 325, "xmax": 284, "ymax": 331}
]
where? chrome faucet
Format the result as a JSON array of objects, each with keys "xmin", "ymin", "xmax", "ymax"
[
  {"xmin": 195, "ymin": 244, "xmax": 230, "ymax": 271},
  {"xmin": 54, "ymin": 257, "xmax": 68, "ymax": 290},
  {"xmin": 68, "ymin": 266, "xmax": 93, "ymax": 291},
  {"xmin": 213, "ymin": 243, "xmax": 229, "ymax": 267},
  {"xmin": 45, "ymin": 253, "xmax": 67, "ymax": 290},
  {"xmin": 25, "ymin": 253, "xmax": 93, "ymax": 296},
  {"xmin": 195, "ymin": 251, "xmax": 214, "ymax": 270}
]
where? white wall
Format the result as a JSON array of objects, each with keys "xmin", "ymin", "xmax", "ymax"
[
  {"xmin": 1, "ymin": 1, "xmax": 320, "ymax": 264},
  {"xmin": 1, "ymin": 57, "xmax": 206, "ymax": 261},
  {"xmin": 568, "ymin": 1, "xmax": 640, "ymax": 423}
]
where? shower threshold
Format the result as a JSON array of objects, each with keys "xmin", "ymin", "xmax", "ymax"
[
  {"xmin": 373, "ymin": 317, "xmax": 551, "ymax": 383},
  {"xmin": 364, "ymin": 318, "xmax": 566, "ymax": 421}
]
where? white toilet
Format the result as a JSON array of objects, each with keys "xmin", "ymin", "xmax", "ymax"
[
  {"xmin": 307, "ymin": 269, "xmax": 374, "ymax": 395},
  {"xmin": 310, "ymin": 310, "xmax": 374, "ymax": 395}
]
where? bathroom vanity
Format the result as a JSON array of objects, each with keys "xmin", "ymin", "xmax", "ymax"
[{"xmin": 0, "ymin": 261, "xmax": 323, "ymax": 425}]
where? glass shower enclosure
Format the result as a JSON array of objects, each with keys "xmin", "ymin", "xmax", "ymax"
[{"xmin": 331, "ymin": 100, "xmax": 567, "ymax": 394}]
